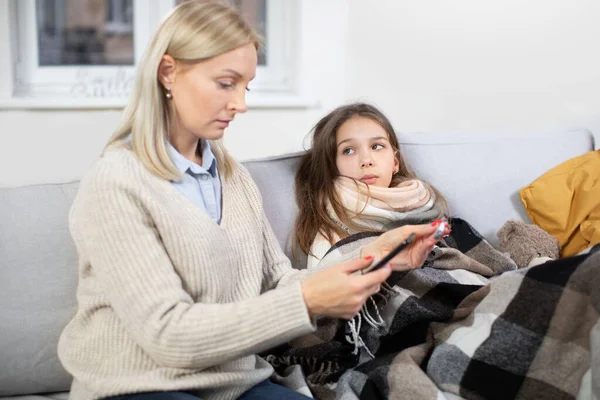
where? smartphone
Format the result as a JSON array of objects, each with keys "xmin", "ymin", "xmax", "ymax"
[{"xmin": 360, "ymin": 232, "xmax": 417, "ymax": 274}]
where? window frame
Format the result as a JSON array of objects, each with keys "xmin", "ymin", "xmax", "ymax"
[{"xmin": 1, "ymin": 0, "xmax": 311, "ymax": 109}]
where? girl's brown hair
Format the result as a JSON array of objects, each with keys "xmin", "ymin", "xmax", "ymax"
[{"xmin": 294, "ymin": 102, "xmax": 448, "ymax": 256}]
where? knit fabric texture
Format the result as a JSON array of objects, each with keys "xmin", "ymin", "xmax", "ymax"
[{"xmin": 58, "ymin": 148, "xmax": 316, "ymax": 400}]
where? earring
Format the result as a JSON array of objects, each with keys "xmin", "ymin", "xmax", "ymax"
[{"xmin": 165, "ymin": 88, "xmax": 173, "ymax": 100}]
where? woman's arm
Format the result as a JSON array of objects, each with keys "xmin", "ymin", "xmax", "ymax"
[
  {"xmin": 234, "ymin": 168, "xmax": 316, "ymax": 288},
  {"xmin": 238, "ymin": 168, "xmax": 434, "ymax": 320},
  {"xmin": 257, "ymin": 206, "xmax": 392, "ymax": 320},
  {"xmin": 76, "ymin": 169, "xmax": 315, "ymax": 371},
  {"xmin": 258, "ymin": 207, "xmax": 317, "ymax": 288}
]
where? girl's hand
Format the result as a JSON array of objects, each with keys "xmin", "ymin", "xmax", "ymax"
[
  {"xmin": 301, "ymin": 257, "xmax": 392, "ymax": 320},
  {"xmin": 360, "ymin": 221, "xmax": 450, "ymax": 271}
]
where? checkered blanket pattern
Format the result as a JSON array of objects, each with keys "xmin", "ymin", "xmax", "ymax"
[{"xmin": 266, "ymin": 219, "xmax": 599, "ymax": 400}]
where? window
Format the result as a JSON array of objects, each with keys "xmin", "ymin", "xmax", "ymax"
[
  {"xmin": 37, "ymin": 0, "xmax": 134, "ymax": 66},
  {"xmin": 5, "ymin": 0, "xmax": 302, "ymax": 108},
  {"xmin": 176, "ymin": 0, "xmax": 267, "ymax": 65}
]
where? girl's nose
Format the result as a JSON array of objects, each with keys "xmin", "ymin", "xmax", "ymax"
[{"xmin": 361, "ymin": 158, "xmax": 374, "ymax": 168}]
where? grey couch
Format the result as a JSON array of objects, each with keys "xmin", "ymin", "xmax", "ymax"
[{"xmin": 1, "ymin": 130, "xmax": 594, "ymax": 399}]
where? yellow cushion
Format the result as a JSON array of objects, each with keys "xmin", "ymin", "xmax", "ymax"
[{"xmin": 520, "ymin": 150, "xmax": 600, "ymax": 257}]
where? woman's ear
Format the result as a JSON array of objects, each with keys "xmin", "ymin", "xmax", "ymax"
[
  {"xmin": 158, "ymin": 54, "xmax": 177, "ymax": 89},
  {"xmin": 393, "ymin": 151, "xmax": 400, "ymax": 174}
]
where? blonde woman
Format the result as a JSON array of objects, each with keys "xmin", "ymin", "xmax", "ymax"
[{"xmin": 57, "ymin": 2, "xmax": 441, "ymax": 399}]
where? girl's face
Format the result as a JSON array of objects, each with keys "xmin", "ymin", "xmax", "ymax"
[
  {"xmin": 161, "ymin": 43, "xmax": 257, "ymax": 144},
  {"xmin": 335, "ymin": 116, "xmax": 399, "ymax": 188}
]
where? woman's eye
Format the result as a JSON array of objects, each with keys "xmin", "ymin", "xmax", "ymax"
[
  {"xmin": 372, "ymin": 143, "xmax": 384, "ymax": 150},
  {"xmin": 219, "ymin": 82, "xmax": 234, "ymax": 90},
  {"xmin": 342, "ymin": 148, "xmax": 355, "ymax": 155}
]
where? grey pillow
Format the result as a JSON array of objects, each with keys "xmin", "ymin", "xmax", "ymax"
[{"xmin": 0, "ymin": 182, "xmax": 79, "ymax": 396}]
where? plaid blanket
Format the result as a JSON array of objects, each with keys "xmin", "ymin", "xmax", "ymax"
[{"xmin": 266, "ymin": 218, "xmax": 600, "ymax": 399}]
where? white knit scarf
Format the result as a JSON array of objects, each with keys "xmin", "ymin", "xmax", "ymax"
[
  {"xmin": 332, "ymin": 177, "xmax": 438, "ymax": 358},
  {"xmin": 332, "ymin": 176, "xmax": 437, "ymax": 234}
]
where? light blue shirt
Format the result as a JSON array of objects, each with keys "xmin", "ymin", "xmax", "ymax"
[{"xmin": 168, "ymin": 140, "xmax": 222, "ymax": 223}]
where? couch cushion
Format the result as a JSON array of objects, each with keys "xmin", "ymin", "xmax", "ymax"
[
  {"xmin": 2, "ymin": 393, "xmax": 68, "ymax": 400},
  {"xmin": 243, "ymin": 154, "xmax": 307, "ymax": 270},
  {"xmin": 244, "ymin": 129, "xmax": 594, "ymax": 265},
  {"xmin": 0, "ymin": 183, "xmax": 79, "ymax": 396},
  {"xmin": 397, "ymin": 129, "xmax": 594, "ymax": 247}
]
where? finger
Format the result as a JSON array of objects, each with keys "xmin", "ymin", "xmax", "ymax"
[
  {"xmin": 409, "ymin": 223, "xmax": 437, "ymax": 238},
  {"xmin": 359, "ymin": 283, "xmax": 382, "ymax": 299},
  {"xmin": 411, "ymin": 239, "xmax": 434, "ymax": 255},
  {"xmin": 366, "ymin": 283, "xmax": 381, "ymax": 296},
  {"xmin": 338, "ymin": 256, "xmax": 373, "ymax": 273},
  {"xmin": 426, "ymin": 236, "xmax": 438, "ymax": 246},
  {"xmin": 444, "ymin": 224, "xmax": 452, "ymax": 237},
  {"xmin": 411, "ymin": 242, "xmax": 435, "ymax": 266},
  {"xmin": 358, "ymin": 264, "xmax": 392, "ymax": 286},
  {"xmin": 390, "ymin": 224, "xmax": 436, "ymax": 243},
  {"xmin": 391, "ymin": 263, "xmax": 414, "ymax": 272},
  {"xmin": 386, "ymin": 235, "xmax": 433, "ymax": 264}
]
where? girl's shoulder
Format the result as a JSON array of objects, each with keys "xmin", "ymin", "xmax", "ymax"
[{"xmin": 307, "ymin": 231, "xmax": 334, "ymax": 269}]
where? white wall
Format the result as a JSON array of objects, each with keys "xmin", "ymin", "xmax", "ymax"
[
  {"xmin": 1, "ymin": 0, "xmax": 599, "ymax": 187},
  {"xmin": 346, "ymin": 0, "xmax": 600, "ymax": 139}
]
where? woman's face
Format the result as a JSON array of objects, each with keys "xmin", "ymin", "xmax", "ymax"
[
  {"xmin": 335, "ymin": 116, "xmax": 399, "ymax": 188},
  {"xmin": 163, "ymin": 43, "xmax": 257, "ymax": 143}
]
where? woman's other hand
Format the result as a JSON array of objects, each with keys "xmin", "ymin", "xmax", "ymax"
[
  {"xmin": 301, "ymin": 257, "xmax": 391, "ymax": 319},
  {"xmin": 360, "ymin": 222, "xmax": 450, "ymax": 271}
]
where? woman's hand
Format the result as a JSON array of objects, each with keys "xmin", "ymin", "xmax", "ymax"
[
  {"xmin": 301, "ymin": 257, "xmax": 392, "ymax": 320},
  {"xmin": 360, "ymin": 221, "xmax": 450, "ymax": 271}
]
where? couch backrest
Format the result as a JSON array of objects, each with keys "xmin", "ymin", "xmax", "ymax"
[
  {"xmin": 245, "ymin": 128, "xmax": 594, "ymax": 263},
  {"xmin": 0, "ymin": 182, "xmax": 79, "ymax": 396},
  {"xmin": 0, "ymin": 129, "xmax": 594, "ymax": 396},
  {"xmin": 395, "ymin": 129, "xmax": 594, "ymax": 246}
]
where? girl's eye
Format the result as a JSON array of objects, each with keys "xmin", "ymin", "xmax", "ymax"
[
  {"xmin": 246, "ymin": 87, "xmax": 251, "ymax": 92},
  {"xmin": 372, "ymin": 143, "xmax": 384, "ymax": 150},
  {"xmin": 342, "ymin": 148, "xmax": 355, "ymax": 155}
]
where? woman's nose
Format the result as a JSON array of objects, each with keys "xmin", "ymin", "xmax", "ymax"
[{"xmin": 228, "ymin": 90, "xmax": 248, "ymax": 114}]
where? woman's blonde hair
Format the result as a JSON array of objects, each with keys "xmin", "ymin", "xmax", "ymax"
[{"xmin": 105, "ymin": 0, "xmax": 261, "ymax": 180}]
